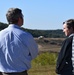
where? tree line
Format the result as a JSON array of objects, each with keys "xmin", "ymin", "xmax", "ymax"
[{"xmin": 0, "ymin": 22, "xmax": 65, "ymax": 38}]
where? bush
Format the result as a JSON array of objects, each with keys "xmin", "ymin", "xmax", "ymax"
[{"xmin": 32, "ymin": 52, "xmax": 58, "ymax": 66}]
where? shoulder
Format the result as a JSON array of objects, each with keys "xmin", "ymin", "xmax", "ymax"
[
  {"xmin": 23, "ymin": 31, "xmax": 34, "ymax": 40},
  {"xmin": 63, "ymin": 36, "xmax": 73, "ymax": 46},
  {"xmin": 16, "ymin": 29, "xmax": 34, "ymax": 41},
  {"xmin": 65, "ymin": 36, "xmax": 73, "ymax": 42},
  {"xmin": 20, "ymin": 29, "xmax": 33, "ymax": 38},
  {"xmin": 0, "ymin": 28, "xmax": 8, "ymax": 36}
]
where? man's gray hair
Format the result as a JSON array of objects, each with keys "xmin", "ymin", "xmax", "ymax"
[{"xmin": 6, "ymin": 8, "xmax": 23, "ymax": 24}]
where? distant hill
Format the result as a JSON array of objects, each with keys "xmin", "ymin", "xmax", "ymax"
[
  {"xmin": 0, "ymin": 22, "xmax": 65, "ymax": 38},
  {"xmin": 0, "ymin": 22, "xmax": 8, "ymax": 30}
]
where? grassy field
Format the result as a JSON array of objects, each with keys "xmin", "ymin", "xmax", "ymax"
[
  {"xmin": 35, "ymin": 38, "xmax": 65, "ymax": 52},
  {"xmin": 28, "ymin": 52, "xmax": 58, "ymax": 75},
  {"xmin": 28, "ymin": 38, "xmax": 65, "ymax": 75},
  {"xmin": 28, "ymin": 65, "xmax": 56, "ymax": 75}
]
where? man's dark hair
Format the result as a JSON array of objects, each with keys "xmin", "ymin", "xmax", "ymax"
[
  {"xmin": 6, "ymin": 8, "xmax": 23, "ymax": 24},
  {"xmin": 63, "ymin": 19, "xmax": 74, "ymax": 30}
]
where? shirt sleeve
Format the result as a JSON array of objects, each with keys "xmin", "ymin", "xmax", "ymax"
[
  {"xmin": 27, "ymin": 34, "xmax": 38, "ymax": 59},
  {"xmin": 22, "ymin": 32, "xmax": 38, "ymax": 59}
]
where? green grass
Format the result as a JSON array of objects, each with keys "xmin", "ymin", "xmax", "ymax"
[
  {"xmin": 28, "ymin": 65, "xmax": 56, "ymax": 75},
  {"xmin": 28, "ymin": 52, "xmax": 58, "ymax": 75}
]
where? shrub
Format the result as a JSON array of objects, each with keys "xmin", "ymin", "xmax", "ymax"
[{"xmin": 32, "ymin": 52, "xmax": 58, "ymax": 66}]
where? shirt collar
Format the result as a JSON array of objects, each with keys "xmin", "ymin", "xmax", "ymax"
[
  {"xmin": 69, "ymin": 33, "xmax": 74, "ymax": 37},
  {"xmin": 8, "ymin": 24, "xmax": 20, "ymax": 29}
]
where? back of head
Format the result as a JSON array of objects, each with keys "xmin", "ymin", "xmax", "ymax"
[{"xmin": 6, "ymin": 8, "xmax": 23, "ymax": 24}]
